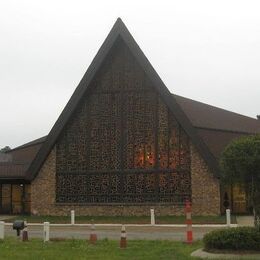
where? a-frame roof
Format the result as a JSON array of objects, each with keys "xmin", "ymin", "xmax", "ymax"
[{"xmin": 26, "ymin": 18, "xmax": 220, "ymax": 180}]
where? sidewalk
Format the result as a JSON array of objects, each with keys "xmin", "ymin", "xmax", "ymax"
[
  {"xmin": 191, "ymin": 248, "xmax": 260, "ymax": 259},
  {"xmin": 236, "ymin": 216, "xmax": 254, "ymax": 227},
  {"xmin": 0, "ymin": 215, "xmax": 12, "ymax": 221},
  {"xmin": 4, "ymin": 225, "xmax": 227, "ymax": 241}
]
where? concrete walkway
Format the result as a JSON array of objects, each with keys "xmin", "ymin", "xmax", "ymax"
[
  {"xmin": 0, "ymin": 215, "xmax": 12, "ymax": 221},
  {"xmin": 4, "ymin": 225, "xmax": 226, "ymax": 241},
  {"xmin": 236, "ymin": 216, "xmax": 254, "ymax": 227},
  {"xmin": 191, "ymin": 248, "xmax": 260, "ymax": 259}
]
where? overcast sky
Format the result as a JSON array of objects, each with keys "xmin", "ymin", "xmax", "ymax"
[{"xmin": 1, "ymin": 0, "xmax": 260, "ymax": 149}]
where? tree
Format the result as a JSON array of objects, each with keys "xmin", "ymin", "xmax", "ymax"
[
  {"xmin": 0, "ymin": 146, "xmax": 11, "ymax": 153},
  {"xmin": 220, "ymin": 134, "xmax": 260, "ymax": 230}
]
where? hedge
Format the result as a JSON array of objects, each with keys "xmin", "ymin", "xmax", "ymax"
[{"xmin": 203, "ymin": 227, "xmax": 260, "ymax": 251}]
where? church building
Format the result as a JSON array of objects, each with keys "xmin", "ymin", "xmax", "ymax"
[{"xmin": 1, "ymin": 19, "xmax": 260, "ymax": 216}]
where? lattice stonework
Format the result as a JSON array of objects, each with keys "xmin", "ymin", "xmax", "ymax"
[{"xmin": 56, "ymin": 38, "xmax": 191, "ymax": 204}]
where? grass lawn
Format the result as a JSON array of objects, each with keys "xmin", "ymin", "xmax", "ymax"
[
  {"xmin": 4, "ymin": 215, "xmax": 237, "ymax": 224},
  {"xmin": 0, "ymin": 237, "xmax": 202, "ymax": 260}
]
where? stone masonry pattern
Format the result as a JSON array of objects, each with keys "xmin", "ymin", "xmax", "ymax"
[{"xmin": 191, "ymin": 145, "xmax": 220, "ymax": 215}]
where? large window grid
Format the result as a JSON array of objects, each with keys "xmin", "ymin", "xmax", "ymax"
[{"xmin": 56, "ymin": 40, "xmax": 191, "ymax": 204}]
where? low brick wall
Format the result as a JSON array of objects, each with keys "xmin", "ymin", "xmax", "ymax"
[
  {"xmin": 33, "ymin": 204, "xmax": 185, "ymax": 217},
  {"xmin": 191, "ymin": 145, "xmax": 220, "ymax": 215},
  {"xmin": 31, "ymin": 145, "xmax": 221, "ymax": 216}
]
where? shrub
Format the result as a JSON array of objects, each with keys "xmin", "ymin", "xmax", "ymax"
[{"xmin": 203, "ymin": 227, "xmax": 260, "ymax": 251}]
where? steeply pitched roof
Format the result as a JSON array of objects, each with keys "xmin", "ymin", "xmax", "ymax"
[
  {"xmin": 26, "ymin": 18, "xmax": 220, "ymax": 180},
  {"xmin": 174, "ymin": 95, "xmax": 260, "ymax": 134}
]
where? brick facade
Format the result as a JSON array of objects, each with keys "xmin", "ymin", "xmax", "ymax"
[
  {"xmin": 30, "ymin": 144, "xmax": 220, "ymax": 216},
  {"xmin": 191, "ymin": 145, "xmax": 220, "ymax": 215},
  {"xmin": 30, "ymin": 37, "xmax": 220, "ymax": 216}
]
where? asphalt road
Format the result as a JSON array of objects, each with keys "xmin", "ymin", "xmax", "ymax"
[{"xmin": 5, "ymin": 225, "xmax": 225, "ymax": 241}]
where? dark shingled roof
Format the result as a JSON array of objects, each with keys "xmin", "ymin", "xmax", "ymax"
[
  {"xmin": 0, "ymin": 163, "xmax": 30, "ymax": 179},
  {"xmin": 174, "ymin": 94, "xmax": 260, "ymax": 158},
  {"xmin": 196, "ymin": 128, "xmax": 246, "ymax": 159},
  {"xmin": 0, "ymin": 137, "xmax": 46, "ymax": 180},
  {"xmin": 6, "ymin": 136, "xmax": 47, "ymax": 153},
  {"xmin": 174, "ymin": 95, "xmax": 260, "ymax": 134}
]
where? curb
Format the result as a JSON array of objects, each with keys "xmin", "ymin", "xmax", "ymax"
[
  {"xmin": 3, "ymin": 223, "xmax": 238, "ymax": 227},
  {"xmin": 191, "ymin": 248, "xmax": 260, "ymax": 259}
]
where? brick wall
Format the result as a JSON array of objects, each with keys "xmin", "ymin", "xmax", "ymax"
[
  {"xmin": 191, "ymin": 145, "xmax": 220, "ymax": 215},
  {"xmin": 31, "ymin": 148, "xmax": 57, "ymax": 215}
]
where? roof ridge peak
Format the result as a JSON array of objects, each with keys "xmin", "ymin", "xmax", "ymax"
[{"xmin": 27, "ymin": 19, "xmax": 219, "ymax": 180}]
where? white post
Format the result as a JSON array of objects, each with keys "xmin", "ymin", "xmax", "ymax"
[
  {"xmin": 43, "ymin": 222, "xmax": 50, "ymax": 242},
  {"xmin": 226, "ymin": 209, "xmax": 231, "ymax": 227},
  {"xmin": 150, "ymin": 208, "xmax": 155, "ymax": 225},
  {"xmin": 71, "ymin": 210, "xmax": 75, "ymax": 225},
  {"xmin": 0, "ymin": 221, "xmax": 4, "ymax": 240}
]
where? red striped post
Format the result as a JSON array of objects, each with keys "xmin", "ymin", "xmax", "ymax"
[
  {"xmin": 185, "ymin": 200, "xmax": 193, "ymax": 244},
  {"xmin": 89, "ymin": 222, "xmax": 97, "ymax": 245}
]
